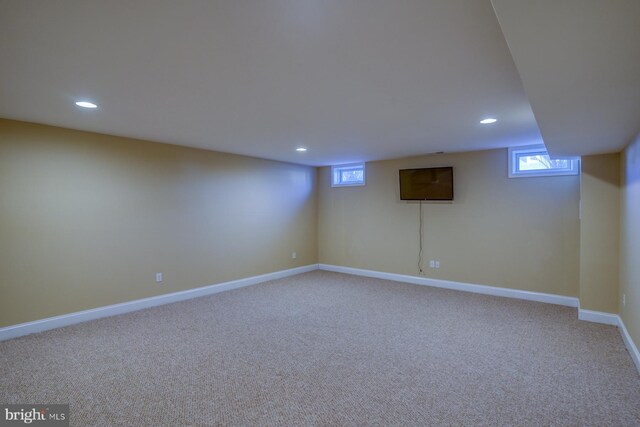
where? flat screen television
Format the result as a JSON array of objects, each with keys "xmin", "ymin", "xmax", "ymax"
[{"xmin": 399, "ymin": 167, "xmax": 454, "ymax": 201}]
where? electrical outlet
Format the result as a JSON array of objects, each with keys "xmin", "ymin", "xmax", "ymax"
[
  {"xmin": 622, "ymin": 294, "xmax": 626, "ymax": 307},
  {"xmin": 435, "ymin": 260, "xmax": 440, "ymax": 269},
  {"xmin": 429, "ymin": 260, "xmax": 435, "ymax": 268},
  {"xmin": 156, "ymin": 273, "xmax": 163, "ymax": 283},
  {"xmin": 292, "ymin": 252, "xmax": 297, "ymax": 259}
]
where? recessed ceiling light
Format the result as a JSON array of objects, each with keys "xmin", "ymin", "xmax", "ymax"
[
  {"xmin": 480, "ymin": 118, "xmax": 497, "ymax": 124},
  {"xmin": 75, "ymin": 101, "xmax": 97, "ymax": 109},
  {"xmin": 296, "ymin": 147, "xmax": 307, "ymax": 152}
]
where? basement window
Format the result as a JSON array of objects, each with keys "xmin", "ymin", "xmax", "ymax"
[
  {"xmin": 332, "ymin": 162, "xmax": 366, "ymax": 187},
  {"xmin": 508, "ymin": 145, "xmax": 579, "ymax": 178}
]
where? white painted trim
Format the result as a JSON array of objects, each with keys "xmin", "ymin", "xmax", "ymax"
[
  {"xmin": 331, "ymin": 162, "xmax": 366, "ymax": 187},
  {"xmin": 508, "ymin": 145, "xmax": 580, "ymax": 178},
  {"xmin": 619, "ymin": 317, "xmax": 640, "ymax": 374},
  {"xmin": 576, "ymin": 308, "xmax": 640, "ymax": 374},
  {"xmin": 319, "ymin": 264, "xmax": 640, "ymax": 374},
  {"xmin": 3, "ymin": 262, "xmax": 638, "ymax": 375},
  {"xmin": 577, "ymin": 309, "xmax": 619, "ymax": 325},
  {"xmin": 318, "ymin": 264, "xmax": 578, "ymax": 307},
  {"xmin": 0, "ymin": 264, "xmax": 319, "ymax": 342}
]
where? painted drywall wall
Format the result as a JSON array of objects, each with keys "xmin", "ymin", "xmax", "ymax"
[
  {"xmin": 318, "ymin": 149, "xmax": 580, "ymax": 296},
  {"xmin": 579, "ymin": 154, "xmax": 620, "ymax": 313},
  {"xmin": 620, "ymin": 134, "xmax": 640, "ymax": 352},
  {"xmin": 0, "ymin": 119, "xmax": 317, "ymax": 327}
]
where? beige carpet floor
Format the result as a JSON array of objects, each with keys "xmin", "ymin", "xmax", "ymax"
[{"xmin": 1, "ymin": 270, "xmax": 639, "ymax": 426}]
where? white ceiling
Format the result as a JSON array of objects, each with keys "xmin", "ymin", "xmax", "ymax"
[
  {"xmin": 491, "ymin": 0, "xmax": 640, "ymax": 157},
  {"xmin": 0, "ymin": 1, "xmax": 637, "ymax": 166}
]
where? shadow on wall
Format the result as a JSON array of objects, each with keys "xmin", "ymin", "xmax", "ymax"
[{"xmin": 582, "ymin": 156, "xmax": 621, "ymax": 187}]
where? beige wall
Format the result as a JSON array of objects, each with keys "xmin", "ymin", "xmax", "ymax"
[
  {"xmin": 620, "ymin": 134, "xmax": 640, "ymax": 352},
  {"xmin": 0, "ymin": 119, "xmax": 317, "ymax": 327},
  {"xmin": 2, "ymin": 116, "xmax": 633, "ymax": 343},
  {"xmin": 318, "ymin": 149, "xmax": 580, "ymax": 296},
  {"xmin": 579, "ymin": 154, "xmax": 620, "ymax": 313}
]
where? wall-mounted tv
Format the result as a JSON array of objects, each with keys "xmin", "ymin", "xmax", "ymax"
[{"xmin": 399, "ymin": 167, "xmax": 454, "ymax": 201}]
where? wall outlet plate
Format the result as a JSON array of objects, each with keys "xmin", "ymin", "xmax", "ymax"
[{"xmin": 156, "ymin": 273, "xmax": 163, "ymax": 283}]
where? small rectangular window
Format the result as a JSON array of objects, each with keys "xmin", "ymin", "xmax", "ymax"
[
  {"xmin": 509, "ymin": 145, "xmax": 579, "ymax": 178},
  {"xmin": 332, "ymin": 162, "xmax": 365, "ymax": 187}
]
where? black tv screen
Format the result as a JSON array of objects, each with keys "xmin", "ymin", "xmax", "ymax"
[{"xmin": 399, "ymin": 167, "xmax": 454, "ymax": 201}]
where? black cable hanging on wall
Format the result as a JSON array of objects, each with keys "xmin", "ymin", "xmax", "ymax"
[{"xmin": 418, "ymin": 200, "xmax": 424, "ymax": 275}]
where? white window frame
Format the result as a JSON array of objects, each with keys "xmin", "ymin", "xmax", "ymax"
[
  {"xmin": 331, "ymin": 162, "xmax": 366, "ymax": 187},
  {"xmin": 508, "ymin": 145, "xmax": 579, "ymax": 178}
]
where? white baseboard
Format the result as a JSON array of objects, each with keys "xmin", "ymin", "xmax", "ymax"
[
  {"xmin": 577, "ymin": 308, "xmax": 640, "ymax": 374},
  {"xmin": 577, "ymin": 308, "xmax": 619, "ymax": 325},
  {"xmin": 619, "ymin": 317, "xmax": 640, "ymax": 373},
  {"xmin": 319, "ymin": 263, "xmax": 639, "ymax": 374},
  {"xmin": 0, "ymin": 264, "xmax": 319, "ymax": 342},
  {"xmin": 318, "ymin": 264, "xmax": 579, "ymax": 307},
  {"xmin": 4, "ymin": 262, "xmax": 639, "ymax": 376}
]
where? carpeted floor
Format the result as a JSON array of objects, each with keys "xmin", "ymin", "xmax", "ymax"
[{"xmin": 1, "ymin": 271, "xmax": 639, "ymax": 426}]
